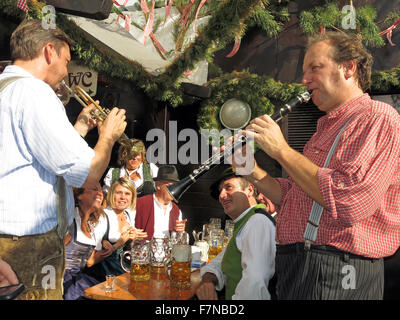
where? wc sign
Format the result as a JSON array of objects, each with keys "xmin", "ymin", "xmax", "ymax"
[{"xmin": 66, "ymin": 61, "xmax": 98, "ymax": 97}]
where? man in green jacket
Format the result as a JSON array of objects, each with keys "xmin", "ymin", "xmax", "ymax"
[{"xmin": 196, "ymin": 167, "xmax": 276, "ymax": 300}]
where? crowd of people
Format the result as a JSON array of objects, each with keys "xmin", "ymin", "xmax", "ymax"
[{"xmin": 0, "ymin": 18, "xmax": 399, "ymax": 301}]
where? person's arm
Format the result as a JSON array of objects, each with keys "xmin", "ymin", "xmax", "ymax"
[
  {"xmin": 82, "ymin": 107, "xmax": 127, "ymax": 190},
  {"xmin": 86, "ymin": 242, "xmax": 114, "ymax": 267},
  {"xmin": 199, "ymin": 247, "xmax": 226, "ymax": 292},
  {"xmin": 243, "ymin": 161, "xmax": 284, "ymax": 205},
  {"xmin": 196, "ymin": 273, "xmax": 219, "ymax": 300},
  {"xmin": 244, "ymin": 115, "xmax": 324, "ymax": 206}
]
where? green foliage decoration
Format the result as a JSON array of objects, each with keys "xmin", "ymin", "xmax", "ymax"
[
  {"xmin": 0, "ymin": 0, "xmax": 399, "ymax": 135},
  {"xmin": 197, "ymin": 70, "xmax": 306, "ymax": 135}
]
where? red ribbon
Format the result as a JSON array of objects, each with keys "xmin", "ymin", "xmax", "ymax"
[
  {"xmin": 143, "ymin": 0, "xmax": 156, "ymax": 44},
  {"xmin": 178, "ymin": 0, "xmax": 194, "ymax": 28},
  {"xmin": 379, "ymin": 18, "xmax": 400, "ymax": 46},
  {"xmin": 149, "ymin": 33, "xmax": 167, "ymax": 54},
  {"xmin": 164, "ymin": 0, "xmax": 174, "ymax": 23},
  {"xmin": 117, "ymin": 14, "xmax": 132, "ymax": 32},
  {"xmin": 226, "ymin": 37, "xmax": 241, "ymax": 58},
  {"xmin": 184, "ymin": 69, "xmax": 194, "ymax": 77},
  {"xmin": 193, "ymin": 0, "xmax": 208, "ymax": 35},
  {"xmin": 141, "ymin": 0, "xmax": 149, "ymax": 13},
  {"xmin": 113, "ymin": 0, "xmax": 129, "ymax": 6}
]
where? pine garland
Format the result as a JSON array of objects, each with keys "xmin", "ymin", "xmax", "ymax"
[
  {"xmin": 0, "ymin": 0, "xmax": 399, "ymax": 132},
  {"xmin": 197, "ymin": 70, "xmax": 306, "ymax": 134}
]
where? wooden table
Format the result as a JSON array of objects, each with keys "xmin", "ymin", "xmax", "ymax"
[{"xmin": 84, "ymin": 269, "xmax": 202, "ymax": 300}]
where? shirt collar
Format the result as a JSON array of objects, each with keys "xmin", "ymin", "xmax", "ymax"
[
  {"xmin": 325, "ymin": 93, "xmax": 371, "ymax": 120},
  {"xmin": 3, "ymin": 65, "xmax": 35, "ymax": 78},
  {"xmin": 125, "ymin": 162, "xmax": 143, "ymax": 175},
  {"xmin": 233, "ymin": 206, "xmax": 254, "ymax": 223},
  {"xmin": 153, "ymin": 193, "xmax": 172, "ymax": 211}
]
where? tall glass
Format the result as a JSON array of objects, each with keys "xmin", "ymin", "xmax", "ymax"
[
  {"xmin": 170, "ymin": 244, "xmax": 192, "ymax": 289},
  {"xmin": 208, "ymin": 229, "xmax": 224, "ymax": 260}
]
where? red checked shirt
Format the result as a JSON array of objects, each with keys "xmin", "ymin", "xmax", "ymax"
[{"xmin": 276, "ymin": 94, "xmax": 400, "ymax": 258}]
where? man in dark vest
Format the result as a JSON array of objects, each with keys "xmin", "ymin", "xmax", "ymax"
[
  {"xmin": 134, "ymin": 165, "xmax": 187, "ymax": 240},
  {"xmin": 196, "ymin": 167, "xmax": 276, "ymax": 300}
]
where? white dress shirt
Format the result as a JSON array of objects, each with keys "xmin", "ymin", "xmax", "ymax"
[
  {"xmin": 0, "ymin": 66, "xmax": 94, "ymax": 236},
  {"xmin": 200, "ymin": 206, "xmax": 276, "ymax": 300},
  {"xmin": 102, "ymin": 162, "xmax": 158, "ymax": 193}
]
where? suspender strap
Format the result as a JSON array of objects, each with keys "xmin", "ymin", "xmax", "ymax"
[
  {"xmin": 303, "ymin": 118, "xmax": 353, "ymax": 249},
  {"xmin": 0, "ymin": 76, "xmax": 25, "ymax": 92}
]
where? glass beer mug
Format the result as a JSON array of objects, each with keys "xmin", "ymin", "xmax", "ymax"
[
  {"xmin": 208, "ymin": 229, "xmax": 224, "ymax": 260},
  {"xmin": 121, "ymin": 240, "xmax": 151, "ymax": 281},
  {"xmin": 150, "ymin": 237, "xmax": 170, "ymax": 274},
  {"xmin": 170, "ymin": 244, "xmax": 192, "ymax": 289}
]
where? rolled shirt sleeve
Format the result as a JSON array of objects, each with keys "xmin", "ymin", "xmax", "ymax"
[{"xmin": 318, "ymin": 112, "xmax": 400, "ymax": 227}]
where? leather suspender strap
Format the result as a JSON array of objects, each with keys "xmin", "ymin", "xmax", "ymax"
[
  {"xmin": 0, "ymin": 76, "xmax": 25, "ymax": 91},
  {"xmin": 303, "ymin": 118, "xmax": 353, "ymax": 250}
]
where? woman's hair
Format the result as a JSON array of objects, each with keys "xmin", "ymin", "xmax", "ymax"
[
  {"xmin": 106, "ymin": 177, "xmax": 137, "ymax": 211},
  {"xmin": 307, "ymin": 31, "xmax": 373, "ymax": 92},
  {"xmin": 117, "ymin": 138, "xmax": 148, "ymax": 167},
  {"xmin": 73, "ymin": 188, "xmax": 105, "ymax": 227},
  {"xmin": 10, "ymin": 19, "xmax": 75, "ymax": 62}
]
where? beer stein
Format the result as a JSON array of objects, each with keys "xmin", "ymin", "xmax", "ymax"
[
  {"xmin": 209, "ymin": 217, "xmax": 221, "ymax": 230},
  {"xmin": 224, "ymin": 220, "xmax": 234, "ymax": 247},
  {"xmin": 200, "ymin": 223, "xmax": 212, "ymax": 242},
  {"xmin": 170, "ymin": 244, "xmax": 192, "ymax": 289},
  {"xmin": 194, "ymin": 240, "xmax": 209, "ymax": 262},
  {"xmin": 121, "ymin": 240, "xmax": 151, "ymax": 281},
  {"xmin": 208, "ymin": 229, "xmax": 224, "ymax": 260},
  {"xmin": 150, "ymin": 237, "xmax": 170, "ymax": 274},
  {"xmin": 170, "ymin": 231, "xmax": 189, "ymax": 246}
]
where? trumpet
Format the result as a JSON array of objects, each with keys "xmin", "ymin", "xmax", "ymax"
[
  {"xmin": 166, "ymin": 91, "xmax": 312, "ymax": 202},
  {"xmin": 58, "ymin": 80, "xmax": 133, "ymax": 148}
]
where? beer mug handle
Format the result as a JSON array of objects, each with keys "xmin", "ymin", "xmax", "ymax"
[{"xmin": 120, "ymin": 251, "xmax": 131, "ymax": 273}]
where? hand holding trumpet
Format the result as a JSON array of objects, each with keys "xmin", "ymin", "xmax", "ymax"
[{"xmin": 58, "ymin": 81, "xmax": 130, "ymax": 147}]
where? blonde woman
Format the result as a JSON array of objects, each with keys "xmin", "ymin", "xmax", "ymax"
[{"xmin": 96, "ymin": 177, "xmax": 147, "ymax": 276}]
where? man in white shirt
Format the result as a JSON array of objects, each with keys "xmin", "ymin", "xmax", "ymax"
[
  {"xmin": 196, "ymin": 167, "xmax": 276, "ymax": 300},
  {"xmin": 134, "ymin": 165, "xmax": 187, "ymax": 240},
  {"xmin": 0, "ymin": 19, "xmax": 126, "ymax": 299}
]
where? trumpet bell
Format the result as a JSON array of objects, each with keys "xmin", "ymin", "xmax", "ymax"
[{"xmin": 55, "ymin": 80, "xmax": 71, "ymax": 106}]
